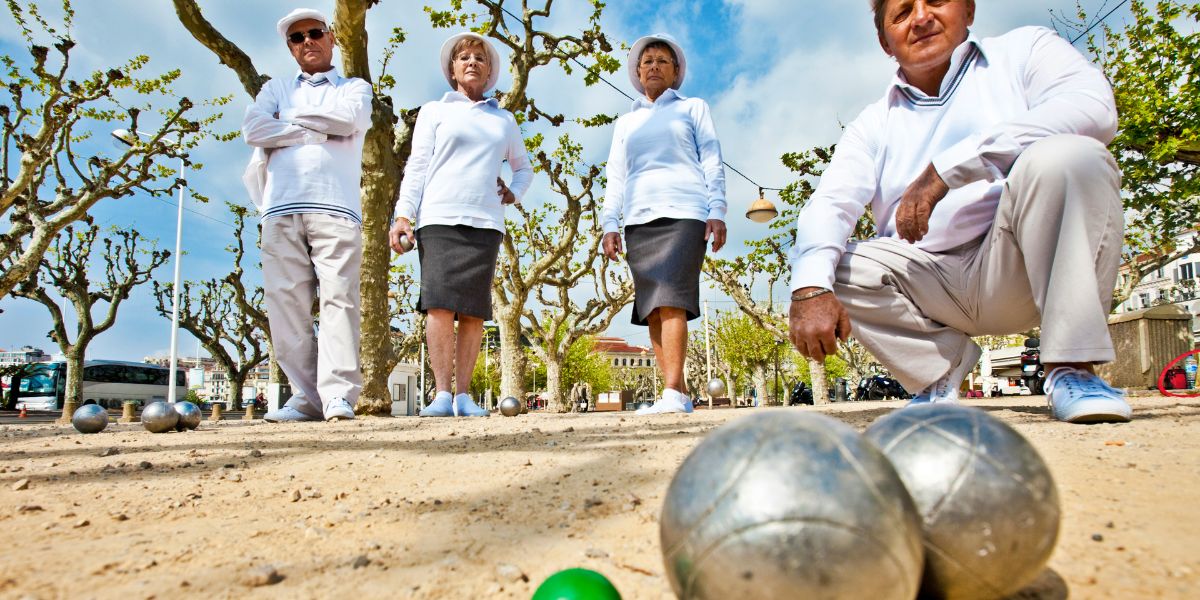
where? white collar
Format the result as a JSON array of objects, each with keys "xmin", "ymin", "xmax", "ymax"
[
  {"xmin": 632, "ymin": 87, "xmax": 686, "ymax": 110},
  {"xmin": 440, "ymin": 90, "xmax": 499, "ymax": 107},
  {"xmin": 295, "ymin": 67, "xmax": 340, "ymax": 84},
  {"xmin": 889, "ymin": 31, "xmax": 985, "ymax": 100}
]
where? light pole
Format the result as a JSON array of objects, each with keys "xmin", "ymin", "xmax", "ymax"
[{"xmin": 112, "ymin": 129, "xmax": 185, "ymax": 404}]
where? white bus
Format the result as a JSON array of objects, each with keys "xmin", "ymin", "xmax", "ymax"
[{"xmin": 9, "ymin": 360, "xmax": 186, "ymax": 410}]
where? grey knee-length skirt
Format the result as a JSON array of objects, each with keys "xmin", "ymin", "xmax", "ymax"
[
  {"xmin": 416, "ymin": 224, "xmax": 504, "ymax": 320},
  {"xmin": 625, "ymin": 217, "xmax": 706, "ymax": 326}
]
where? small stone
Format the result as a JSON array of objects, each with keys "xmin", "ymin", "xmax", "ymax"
[
  {"xmin": 290, "ymin": 490, "xmax": 301, "ymax": 502},
  {"xmin": 249, "ymin": 449, "xmax": 263, "ymax": 458},
  {"xmin": 565, "ymin": 427, "xmax": 575, "ymax": 433},
  {"xmin": 12, "ymin": 478, "xmax": 30, "ymax": 491},
  {"xmin": 1092, "ymin": 533, "xmax": 1104, "ymax": 542},
  {"xmin": 495, "ymin": 563, "xmax": 527, "ymax": 583},
  {"xmin": 351, "ymin": 555, "xmax": 371, "ymax": 569},
  {"xmin": 138, "ymin": 461, "xmax": 153, "ymax": 470},
  {"xmin": 111, "ymin": 513, "xmax": 129, "ymax": 521},
  {"xmin": 17, "ymin": 505, "xmax": 43, "ymax": 513},
  {"xmin": 1106, "ymin": 521, "xmax": 1115, "ymax": 529},
  {"xmin": 74, "ymin": 519, "xmax": 90, "ymax": 528},
  {"xmin": 585, "ymin": 548, "xmax": 609, "ymax": 559},
  {"xmin": 240, "ymin": 565, "xmax": 283, "ymax": 587},
  {"xmin": 99, "ymin": 448, "xmax": 120, "ymax": 457}
]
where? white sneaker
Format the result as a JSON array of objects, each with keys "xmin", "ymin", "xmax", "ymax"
[
  {"xmin": 420, "ymin": 391, "xmax": 454, "ymax": 417},
  {"xmin": 453, "ymin": 393, "xmax": 489, "ymax": 417},
  {"xmin": 324, "ymin": 397, "xmax": 355, "ymax": 421},
  {"xmin": 1046, "ymin": 367, "xmax": 1132, "ymax": 423},
  {"xmin": 907, "ymin": 343, "xmax": 983, "ymax": 406},
  {"xmin": 264, "ymin": 405, "xmax": 320, "ymax": 423},
  {"xmin": 635, "ymin": 390, "xmax": 691, "ymax": 415}
]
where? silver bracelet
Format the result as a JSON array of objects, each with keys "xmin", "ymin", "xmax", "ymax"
[{"xmin": 791, "ymin": 288, "xmax": 832, "ymax": 302}]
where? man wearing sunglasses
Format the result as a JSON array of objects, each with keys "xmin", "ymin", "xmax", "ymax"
[{"xmin": 242, "ymin": 8, "xmax": 373, "ymax": 423}]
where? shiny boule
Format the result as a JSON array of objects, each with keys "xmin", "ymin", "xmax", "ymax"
[
  {"xmin": 141, "ymin": 400, "xmax": 179, "ymax": 433},
  {"xmin": 865, "ymin": 404, "xmax": 1060, "ymax": 600},
  {"xmin": 705, "ymin": 377, "xmax": 727, "ymax": 398},
  {"xmin": 498, "ymin": 396, "xmax": 521, "ymax": 417},
  {"xmin": 173, "ymin": 401, "xmax": 202, "ymax": 431},
  {"xmin": 661, "ymin": 411, "xmax": 923, "ymax": 600},
  {"xmin": 71, "ymin": 404, "xmax": 109, "ymax": 434},
  {"xmin": 399, "ymin": 236, "xmax": 415, "ymax": 252}
]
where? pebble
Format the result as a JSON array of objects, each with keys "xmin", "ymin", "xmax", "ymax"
[
  {"xmin": 74, "ymin": 519, "xmax": 90, "ymax": 528},
  {"xmin": 240, "ymin": 565, "xmax": 283, "ymax": 587},
  {"xmin": 351, "ymin": 555, "xmax": 371, "ymax": 569},
  {"xmin": 99, "ymin": 448, "xmax": 120, "ymax": 457},
  {"xmin": 495, "ymin": 563, "xmax": 527, "ymax": 583},
  {"xmin": 12, "ymin": 478, "xmax": 30, "ymax": 491},
  {"xmin": 250, "ymin": 449, "xmax": 263, "ymax": 458},
  {"xmin": 290, "ymin": 490, "xmax": 301, "ymax": 502},
  {"xmin": 1092, "ymin": 533, "xmax": 1104, "ymax": 542},
  {"xmin": 138, "ymin": 461, "xmax": 153, "ymax": 470},
  {"xmin": 585, "ymin": 548, "xmax": 609, "ymax": 559}
]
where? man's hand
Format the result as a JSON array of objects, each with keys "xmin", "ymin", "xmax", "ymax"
[
  {"xmin": 788, "ymin": 288, "xmax": 852, "ymax": 362},
  {"xmin": 497, "ymin": 177, "xmax": 517, "ymax": 205},
  {"xmin": 704, "ymin": 219, "xmax": 727, "ymax": 253},
  {"xmin": 894, "ymin": 163, "xmax": 950, "ymax": 243},
  {"xmin": 389, "ymin": 217, "xmax": 415, "ymax": 254},
  {"xmin": 601, "ymin": 232, "xmax": 623, "ymax": 261}
]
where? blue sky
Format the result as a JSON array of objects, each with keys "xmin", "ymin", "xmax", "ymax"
[{"xmin": 0, "ymin": 0, "xmax": 1132, "ymax": 361}]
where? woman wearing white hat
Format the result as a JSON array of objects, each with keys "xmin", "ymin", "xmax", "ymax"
[
  {"xmin": 390, "ymin": 32, "xmax": 533, "ymax": 417},
  {"xmin": 601, "ymin": 34, "xmax": 727, "ymax": 415}
]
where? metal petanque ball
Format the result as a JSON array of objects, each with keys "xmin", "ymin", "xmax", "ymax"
[
  {"xmin": 173, "ymin": 401, "xmax": 202, "ymax": 431},
  {"xmin": 705, "ymin": 377, "xmax": 727, "ymax": 398},
  {"xmin": 531, "ymin": 568, "xmax": 622, "ymax": 600},
  {"xmin": 141, "ymin": 401, "xmax": 179, "ymax": 433},
  {"xmin": 865, "ymin": 404, "xmax": 1060, "ymax": 600},
  {"xmin": 498, "ymin": 396, "xmax": 521, "ymax": 417},
  {"xmin": 71, "ymin": 404, "xmax": 109, "ymax": 434},
  {"xmin": 398, "ymin": 236, "xmax": 415, "ymax": 253},
  {"xmin": 661, "ymin": 411, "xmax": 924, "ymax": 600}
]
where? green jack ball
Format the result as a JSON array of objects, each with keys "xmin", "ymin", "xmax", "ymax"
[{"xmin": 531, "ymin": 568, "xmax": 621, "ymax": 600}]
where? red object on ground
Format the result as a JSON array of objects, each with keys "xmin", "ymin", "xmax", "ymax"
[
  {"xmin": 1158, "ymin": 350, "xmax": 1200, "ymax": 398},
  {"xmin": 1163, "ymin": 368, "xmax": 1187, "ymax": 390},
  {"xmin": 18, "ymin": 403, "xmax": 27, "ymax": 418}
]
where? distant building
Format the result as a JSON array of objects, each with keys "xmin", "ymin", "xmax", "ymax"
[
  {"xmin": 1114, "ymin": 229, "xmax": 1200, "ymax": 338},
  {"xmin": 0, "ymin": 346, "xmax": 50, "ymax": 367},
  {"xmin": 593, "ymin": 336, "xmax": 656, "ymax": 369}
]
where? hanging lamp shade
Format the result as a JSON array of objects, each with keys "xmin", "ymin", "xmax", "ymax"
[{"xmin": 745, "ymin": 188, "xmax": 779, "ymax": 223}]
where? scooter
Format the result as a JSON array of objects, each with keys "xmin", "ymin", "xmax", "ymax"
[
  {"xmin": 1021, "ymin": 337, "xmax": 1045, "ymax": 395},
  {"xmin": 789, "ymin": 381, "xmax": 814, "ymax": 406},
  {"xmin": 856, "ymin": 374, "xmax": 909, "ymax": 401}
]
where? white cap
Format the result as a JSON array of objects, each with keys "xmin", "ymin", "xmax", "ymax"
[
  {"xmin": 439, "ymin": 32, "xmax": 501, "ymax": 93},
  {"xmin": 628, "ymin": 33, "xmax": 687, "ymax": 94},
  {"xmin": 277, "ymin": 8, "xmax": 329, "ymax": 40}
]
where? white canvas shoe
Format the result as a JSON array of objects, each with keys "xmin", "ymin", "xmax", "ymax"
[
  {"xmin": 324, "ymin": 397, "xmax": 355, "ymax": 421},
  {"xmin": 264, "ymin": 405, "xmax": 320, "ymax": 423},
  {"xmin": 420, "ymin": 391, "xmax": 455, "ymax": 417},
  {"xmin": 1046, "ymin": 368, "xmax": 1132, "ymax": 423}
]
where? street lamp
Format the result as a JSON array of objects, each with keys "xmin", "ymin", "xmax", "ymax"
[
  {"xmin": 745, "ymin": 187, "xmax": 779, "ymax": 223},
  {"xmin": 111, "ymin": 128, "xmax": 186, "ymax": 405}
]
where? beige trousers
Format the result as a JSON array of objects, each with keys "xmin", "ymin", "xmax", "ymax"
[
  {"xmin": 835, "ymin": 135, "xmax": 1124, "ymax": 393},
  {"xmin": 261, "ymin": 213, "xmax": 363, "ymax": 416}
]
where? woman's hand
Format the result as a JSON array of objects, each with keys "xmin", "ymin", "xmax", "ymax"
[
  {"xmin": 389, "ymin": 217, "xmax": 416, "ymax": 254},
  {"xmin": 705, "ymin": 219, "xmax": 727, "ymax": 253},
  {"xmin": 497, "ymin": 177, "xmax": 517, "ymax": 205},
  {"xmin": 601, "ymin": 232, "xmax": 623, "ymax": 261}
]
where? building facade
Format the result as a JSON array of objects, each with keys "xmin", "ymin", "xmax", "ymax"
[{"xmin": 1114, "ymin": 229, "xmax": 1200, "ymax": 338}]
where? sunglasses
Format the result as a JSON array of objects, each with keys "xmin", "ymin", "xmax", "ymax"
[{"xmin": 287, "ymin": 28, "xmax": 328, "ymax": 44}]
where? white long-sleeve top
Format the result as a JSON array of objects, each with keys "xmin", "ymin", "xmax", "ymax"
[
  {"xmin": 394, "ymin": 92, "xmax": 533, "ymax": 233},
  {"xmin": 241, "ymin": 68, "xmax": 374, "ymax": 223},
  {"xmin": 788, "ymin": 27, "xmax": 1117, "ymax": 292},
  {"xmin": 601, "ymin": 89, "xmax": 727, "ymax": 234}
]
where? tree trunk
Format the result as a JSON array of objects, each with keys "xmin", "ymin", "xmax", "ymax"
[
  {"xmin": 751, "ymin": 364, "xmax": 769, "ymax": 408},
  {"xmin": 226, "ymin": 370, "xmax": 248, "ymax": 408},
  {"xmin": 544, "ymin": 358, "xmax": 565, "ymax": 413},
  {"xmin": 497, "ymin": 309, "xmax": 526, "ymax": 400},
  {"xmin": 63, "ymin": 347, "xmax": 84, "ymax": 408},
  {"xmin": 809, "ymin": 358, "xmax": 829, "ymax": 405},
  {"xmin": 355, "ymin": 102, "xmax": 403, "ymax": 416}
]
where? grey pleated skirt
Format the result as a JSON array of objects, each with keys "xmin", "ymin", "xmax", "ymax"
[
  {"xmin": 416, "ymin": 224, "xmax": 504, "ymax": 320},
  {"xmin": 625, "ymin": 217, "xmax": 706, "ymax": 326}
]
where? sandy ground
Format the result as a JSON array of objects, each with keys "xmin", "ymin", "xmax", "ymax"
[{"xmin": 0, "ymin": 394, "xmax": 1197, "ymax": 600}]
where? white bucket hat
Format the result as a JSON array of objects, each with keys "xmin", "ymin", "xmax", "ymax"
[
  {"xmin": 439, "ymin": 32, "xmax": 501, "ymax": 92},
  {"xmin": 276, "ymin": 8, "xmax": 330, "ymax": 40},
  {"xmin": 628, "ymin": 33, "xmax": 686, "ymax": 94}
]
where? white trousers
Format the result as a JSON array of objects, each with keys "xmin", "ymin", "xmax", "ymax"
[
  {"xmin": 834, "ymin": 135, "xmax": 1124, "ymax": 393},
  {"xmin": 261, "ymin": 213, "xmax": 363, "ymax": 416}
]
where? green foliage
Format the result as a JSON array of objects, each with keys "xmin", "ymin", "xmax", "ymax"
[
  {"xmin": 711, "ymin": 311, "xmax": 784, "ymax": 382},
  {"xmin": 184, "ymin": 388, "xmax": 202, "ymax": 404},
  {"xmin": 1083, "ymin": 0, "xmax": 1200, "ymax": 255},
  {"xmin": 561, "ymin": 336, "xmax": 614, "ymax": 395}
]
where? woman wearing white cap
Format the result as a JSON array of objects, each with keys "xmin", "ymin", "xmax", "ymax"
[
  {"xmin": 601, "ymin": 34, "xmax": 727, "ymax": 415},
  {"xmin": 390, "ymin": 32, "xmax": 533, "ymax": 417}
]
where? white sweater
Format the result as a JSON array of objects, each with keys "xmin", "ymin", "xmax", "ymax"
[
  {"xmin": 242, "ymin": 68, "xmax": 373, "ymax": 223},
  {"xmin": 788, "ymin": 27, "xmax": 1117, "ymax": 292},
  {"xmin": 395, "ymin": 92, "xmax": 534, "ymax": 233},
  {"xmin": 602, "ymin": 88, "xmax": 727, "ymax": 234}
]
